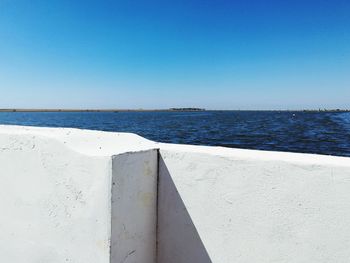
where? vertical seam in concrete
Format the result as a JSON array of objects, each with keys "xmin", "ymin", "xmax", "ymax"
[{"xmin": 155, "ymin": 149, "xmax": 160, "ymax": 263}]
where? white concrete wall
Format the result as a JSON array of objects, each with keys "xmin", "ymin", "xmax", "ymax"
[
  {"xmin": 158, "ymin": 145, "xmax": 350, "ymax": 263},
  {"xmin": 111, "ymin": 150, "xmax": 158, "ymax": 263},
  {"xmin": 0, "ymin": 132, "xmax": 111, "ymax": 263},
  {"xmin": 157, "ymin": 154, "xmax": 211, "ymax": 263},
  {"xmin": 2, "ymin": 125, "xmax": 350, "ymax": 263},
  {"xmin": 0, "ymin": 126, "xmax": 158, "ymax": 263}
]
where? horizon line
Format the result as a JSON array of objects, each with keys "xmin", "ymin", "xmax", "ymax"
[{"xmin": 0, "ymin": 108, "xmax": 349, "ymax": 113}]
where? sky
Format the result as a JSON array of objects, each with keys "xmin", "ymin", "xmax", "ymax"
[{"xmin": 0, "ymin": 0, "xmax": 349, "ymax": 110}]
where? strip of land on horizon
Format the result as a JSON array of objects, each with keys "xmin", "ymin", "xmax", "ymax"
[
  {"xmin": 0, "ymin": 108, "xmax": 349, "ymax": 113},
  {"xmin": 0, "ymin": 108, "xmax": 206, "ymax": 112}
]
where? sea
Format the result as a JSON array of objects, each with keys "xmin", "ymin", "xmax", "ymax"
[{"xmin": 0, "ymin": 111, "xmax": 349, "ymax": 157}]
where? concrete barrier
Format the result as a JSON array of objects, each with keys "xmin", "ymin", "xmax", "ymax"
[
  {"xmin": 0, "ymin": 126, "xmax": 157, "ymax": 263},
  {"xmin": 111, "ymin": 150, "xmax": 158, "ymax": 263},
  {"xmin": 158, "ymin": 145, "xmax": 350, "ymax": 263},
  {"xmin": 1, "ymin": 125, "xmax": 350, "ymax": 263}
]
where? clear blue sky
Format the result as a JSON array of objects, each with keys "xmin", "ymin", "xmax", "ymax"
[{"xmin": 0, "ymin": 0, "xmax": 349, "ymax": 109}]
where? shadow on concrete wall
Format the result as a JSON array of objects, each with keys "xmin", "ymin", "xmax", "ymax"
[{"xmin": 157, "ymin": 156, "xmax": 212, "ymax": 263}]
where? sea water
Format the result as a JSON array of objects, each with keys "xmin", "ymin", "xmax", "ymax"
[{"xmin": 0, "ymin": 111, "xmax": 349, "ymax": 157}]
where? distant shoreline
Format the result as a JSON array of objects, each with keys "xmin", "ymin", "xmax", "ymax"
[
  {"xmin": 0, "ymin": 108, "xmax": 206, "ymax": 113},
  {"xmin": 0, "ymin": 108, "xmax": 349, "ymax": 113}
]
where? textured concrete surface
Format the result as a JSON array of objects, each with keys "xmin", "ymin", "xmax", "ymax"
[
  {"xmin": 2, "ymin": 125, "xmax": 350, "ymax": 263},
  {"xmin": 0, "ymin": 132, "xmax": 111, "ymax": 262},
  {"xmin": 111, "ymin": 150, "xmax": 158, "ymax": 263},
  {"xmin": 0, "ymin": 126, "xmax": 157, "ymax": 263},
  {"xmin": 157, "ymin": 155, "xmax": 211, "ymax": 263},
  {"xmin": 158, "ymin": 145, "xmax": 350, "ymax": 263}
]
